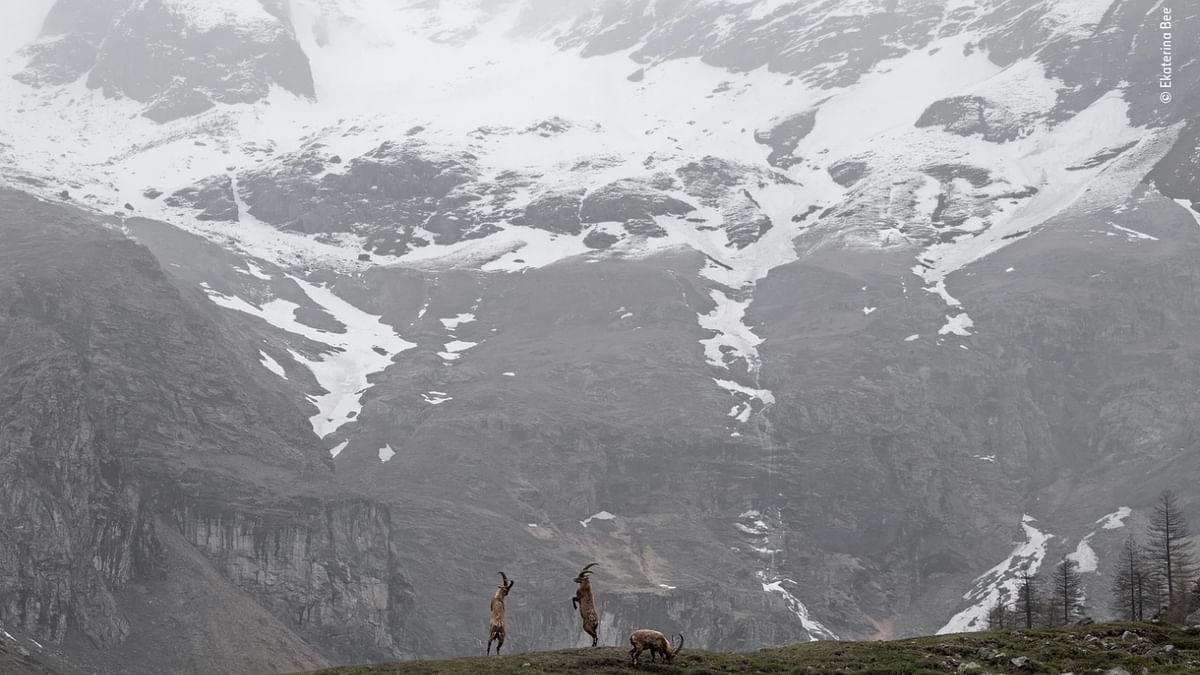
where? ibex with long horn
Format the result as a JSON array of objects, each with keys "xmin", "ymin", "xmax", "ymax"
[
  {"xmin": 629, "ymin": 629, "xmax": 683, "ymax": 665},
  {"xmin": 571, "ymin": 562, "xmax": 600, "ymax": 646},
  {"xmin": 486, "ymin": 571, "xmax": 515, "ymax": 655}
]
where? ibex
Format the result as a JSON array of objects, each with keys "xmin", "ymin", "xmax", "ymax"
[
  {"xmin": 629, "ymin": 629, "xmax": 684, "ymax": 664},
  {"xmin": 486, "ymin": 571, "xmax": 515, "ymax": 655},
  {"xmin": 572, "ymin": 562, "xmax": 600, "ymax": 646}
]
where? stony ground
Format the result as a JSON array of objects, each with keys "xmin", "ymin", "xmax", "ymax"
[{"xmin": 299, "ymin": 623, "xmax": 1200, "ymax": 675}]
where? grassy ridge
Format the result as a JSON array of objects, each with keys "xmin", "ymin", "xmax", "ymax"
[{"xmin": 300, "ymin": 622, "xmax": 1200, "ymax": 674}]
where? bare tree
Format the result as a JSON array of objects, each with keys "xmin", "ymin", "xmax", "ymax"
[
  {"xmin": 1145, "ymin": 490, "xmax": 1196, "ymax": 618},
  {"xmin": 987, "ymin": 596, "xmax": 1014, "ymax": 630},
  {"xmin": 1110, "ymin": 536, "xmax": 1149, "ymax": 621},
  {"xmin": 1014, "ymin": 566, "xmax": 1040, "ymax": 629},
  {"xmin": 1050, "ymin": 558, "xmax": 1085, "ymax": 625}
]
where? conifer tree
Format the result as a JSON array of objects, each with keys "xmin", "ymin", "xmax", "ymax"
[
  {"xmin": 1050, "ymin": 558, "xmax": 1085, "ymax": 625},
  {"xmin": 1145, "ymin": 490, "xmax": 1196, "ymax": 616}
]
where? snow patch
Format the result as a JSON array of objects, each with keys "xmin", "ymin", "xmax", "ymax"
[
  {"xmin": 937, "ymin": 514, "xmax": 1053, "ymax": 634},
  {"xmin": 1096, "ymin": 506, "xmax": 1132, "ymax": 529},
  {"xmin": 329, "ymin": 440, "xmax": 348, "ymax": 458},
  {"xmin": 1067, "ymin": 536, "xmax": 1099, "ymax": 574},
  {"xmin": 422, "ymin": 391, "xmax": 452, "ymax": 405},
  {"xmin": 1108, "ymin": 222, "xmax": 1158, "ymax": 241},
  {"xmin": 203, "ymin": 277, "xmax": 415, "ymax": 437},
  {"xmin": 699, "ymin": 291, "xmax": 763, "ymax": 372},
  {"xmin": 258, "ymin": 350, "xmax": 287, "ymax": 379},
  {"xmin": 580, "ymin": 510, "xmax": 616, "ymax": 528},
  {"xmin": 439, "ymin": 339, "xmax": 478, "ymax": 361},
  {"xmin": 238, "ymin": 261, "xmax": 272, "ymax": 280},
  {"xmin": 939, "ymin": 313, "xmax": 975, "ymax": 336},
  {"xmin": 904, "ymin": 334, "xmax": 920, "ymax": 342},
  {"xmin": 378, "ymin": 444, "xmax": 395, "ymax": 463},
  {"xmin": 440, "ymin": 313, "xmax": 476, "ymax": 329}
]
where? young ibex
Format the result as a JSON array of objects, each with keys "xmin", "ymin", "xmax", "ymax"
[
  {"xmin": 486, "ymin": 571, "xmax": 515, "ymax": 655},
  {"xmin": 571, "ymin": 562, "xmax": 600, "ymax": 646},
  {"xmin": 629, "ymin": 629, "xmax": 684, "ymax": 665}
]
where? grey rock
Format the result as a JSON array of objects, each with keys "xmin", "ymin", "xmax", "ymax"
[
  {"xmin": 164, "ymin": 175, "xmax": 238, "ymax": 222},
  {"xmin": 239, "ymin": 140, "xmax": 477, "ymax": 254},
  {"xmin": 583, "ymin": 230, "xmax": 619, "ymax": 249},
  {"xmin": 19, "ymin": 0, "xmax": 313, "ymax": 122},
  {"xmin": 1011, "ymin": 655, "xmax": 1034, "ymax": 670},
  {"xmin": 915, "ymin": 95, "xmax": 1028, "ymax": 143},
  {"xmin": 522, "ymin": 189, "xmax": 585, "ymax": 235},
  {"xmin": 580, "ymin": 179, "xmax": 695, "ymax": 223},
  {"xmin": 622, "ymin": 218, "xmax": 667, "ymax": 238},
  {"xmin": 754, "ymin": 110, "xmax": 817, "ymax": 169},
  {"xmin": 829, "ymin": 159, "xmax": 869, "ymax": 187}
]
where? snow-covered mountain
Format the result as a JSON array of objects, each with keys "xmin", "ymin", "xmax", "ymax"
[{"xmin": 1, "ymin": 0, "xmax": 1199, "ymax": 670}]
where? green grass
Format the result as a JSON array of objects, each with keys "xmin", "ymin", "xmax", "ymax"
[{"xmin": 298, "ymin": 622, "xmax": 1200, "ymax": 674}]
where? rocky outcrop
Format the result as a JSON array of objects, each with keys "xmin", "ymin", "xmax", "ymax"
[
  {"xmin": 518, "ymin": 189, "xmax": 585, "ymax": 235},
  {"xmin": 676, "ymin": 157, "xmax": 777, "ymax": 248},
  {"xmin": 558, "ymin": 0, "xmax": 945, "ymax": 89},
  {"xmin": 579, "ymin": 179, "xmax": 695, "ymax": 223},
  {"xmin": 915, "ymin": 95, "xmax": 1027, "ymax": 143},
  {"xmin": 18, "ymin": 0, "xmax": 314, "ymax": 122},
  {"xmin": 13, "ymin": 0, "xmax": 126, "ymax": 87},
  {"xmin": 239, "ymin": 140, "xmax": 477, "ymax": 254},
  {"xmin": 754, "ymin": 110, "xmax": 817, "ymax": 169},
  {"xmin": 164, "ymin": 174, "xmax": 238, "ymax": 221}
]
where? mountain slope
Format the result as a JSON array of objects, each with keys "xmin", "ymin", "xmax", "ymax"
[{"xmin": 0, "ymin": 0, "xmax": 1199, "ymax": 668}]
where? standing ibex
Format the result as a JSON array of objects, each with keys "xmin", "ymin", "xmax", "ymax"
[
  {"xmin": 572, "ymin": 562, "xmax": 600, "ymax": 646},
  {"xmin": 629, "ymin": 629, "xmax": 683, "ymax": 665},
  {"xmin": 486, "ymin": 571, "xmax": 515, "ymax": 655}
]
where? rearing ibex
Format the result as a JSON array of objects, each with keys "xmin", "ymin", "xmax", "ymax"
[
  {"xmin": 486, "ymin": 571, "xmax": 515, "ymax": 655},
  {"xmin": 571, "ymin": 562, "xmax": 600, "ymax": 646}
]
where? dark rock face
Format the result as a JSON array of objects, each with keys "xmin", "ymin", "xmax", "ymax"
[
  {"xmin": 622, "ymin": 217, "xmax": 667, "ymax": 238},
  {"xmin": 164, "ymin": 174, "xmax": 238, "ymax": 221},
  {"xmin": 754, "ymin": 110, "xmax": 817, "ymax": 169},
  {"xmin": 829, "ymin": 159, "xmax": 869, "ymax": 187},
  {"xmin": 915, "ymin": 95, "xmax": 1027, "ymax": 142},
  {"xmin": 583, "ymin": 229, "xmax": 618, "ymax": 249},
  {"xmin": 239, "ymin": 140, "xmax": 478, "ymax": 254},
  {"xmin": 560, "ymin": 0, "xmax": 946, "ymax": 89},
  {"xmin": 13, "ymin": 0, "xmax": 126, "ymax": 87},
  {"xmin": 520, "ymin": 189, "xmax": 585, "ymax": 235},
  {"xmin": 580, "ymin": 179, "xmax": 695, "ymax": 223},
  {"xmin": 18, "ymin": 0, "xmax": 314, "ymax": 122},
  {"xmin": 976, "ymin": 0, "xmax": 1198, "ymax": 126},
  {"xmin": 675, "ymin": 157, "xmax": 781, "ymax": 248}
]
